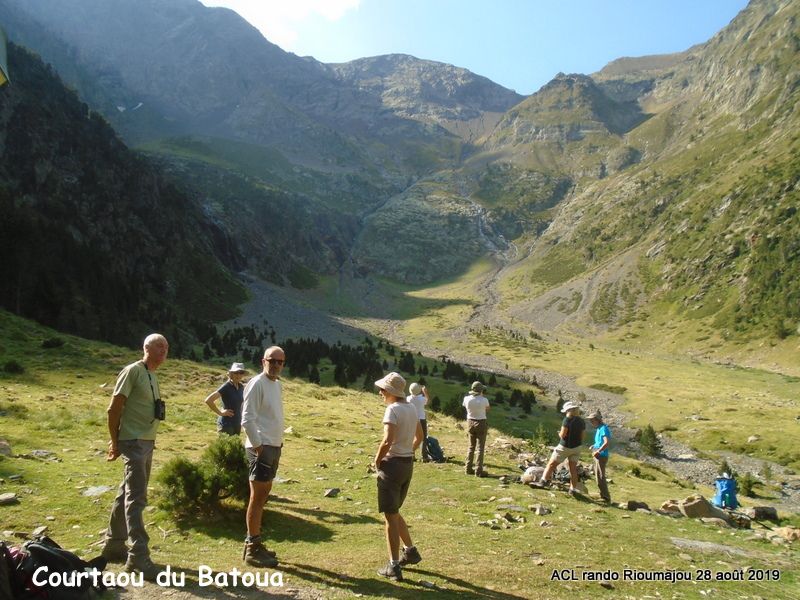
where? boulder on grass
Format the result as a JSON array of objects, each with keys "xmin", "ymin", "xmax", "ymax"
[{"xmin": 679, "ymin": 495, "xmax": 732, "ymax": 524}]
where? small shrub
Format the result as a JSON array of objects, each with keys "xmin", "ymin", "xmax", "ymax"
[
  {"xmin": 41, "ymin": 337, "xmax": 65, "ymax": 349},
  {"xmin": 629, "ymin": 465, "xmax": 656, "ymax": 481},
  {"xmin": 3, "ymin": 361, "xmax": 25, "ymax": 374},
  {"xmin": 761, "ymin": 462, "xmax": 773, "ymax": 483},
  {"xmin": 589, "ymin": 383, "xmax": 628, "ymax": 395},
  {"xmin": 532, "ymin": 422, "xmax": 549, "ymax": 446},
  {"xmin": 429, "ymin": 395, "xmax": 441, "ymax": 412},
  {"xmin": 739, "ymin": 472, "xmax": 758, "ymax": 497},
  {"xmin": 202, "ymin": 435, "xmax": 249, "ymax": 502},
  {"xmin": 639, "ymin": 425, "xmax": 662, "ymax": 457},
  {"xmin": 442, "ymin": 394, "xmax": 464, "ymax": 420},
  {"xmin": 157, "ymin": 457, "xmax": 208, "ymax": 516}
]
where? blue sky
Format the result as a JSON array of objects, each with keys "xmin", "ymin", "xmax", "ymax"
[{"xmin": 200, "ymin": 0, "xmax": 749, "ymax": 95}]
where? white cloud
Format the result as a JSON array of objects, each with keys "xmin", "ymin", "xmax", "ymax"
[{"xmin": 199, "ymin": 0, "xmax": 360, "ymax": 51}]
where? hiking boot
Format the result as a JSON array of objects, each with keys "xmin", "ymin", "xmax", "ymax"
[
  {"xmin": 475, "ymin": 469, "xmax": 488, "ymax": 478},
  {"xmin": 465, "ymin": 467, "xmax": 475, "ymax": 475},
  {"xmin": 124, "ymin": 557, "xmax": 162, "ymax": 582},
  {"xmin": 399, "ymin": 546, "xmax": 422, "ymax": 566},
  {"xmin": 377, "ymin": 562, "xmax": 403, "ymax": 581},
  {"xmin": 243, "ymin": 540, "xmax": 278, "ymax": 568},
  {"xmin": 100, "ymin": 541, "xmax": 128, "ymax": 564}
]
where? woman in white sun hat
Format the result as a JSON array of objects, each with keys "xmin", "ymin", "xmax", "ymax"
[
  {"xmin": 373, "ymin": 372, "xmax": 424, "ymax": 582},
  {"xmin": 204, "ymin": 362, "xmax": 248, "ymax": 435}
]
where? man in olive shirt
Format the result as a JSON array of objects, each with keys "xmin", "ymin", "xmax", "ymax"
[{"xmin": 101, "ymin": 333, "xmax": 168, "ymax": 580}]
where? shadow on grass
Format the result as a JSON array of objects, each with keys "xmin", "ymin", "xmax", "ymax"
[
  {"xmin": 281, "ymin": 505, "xmax": 382, "ymax": 527},
  {"xmin": 169, "ymin": 505, "xmax": 337, "ymax": 546},
  {"xmin": 281, "ymin": 561, "xmax": 530, "ymax": 600}
]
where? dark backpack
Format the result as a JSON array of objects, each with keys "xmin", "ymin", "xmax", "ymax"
[
  {"xmin": 11, "ymin": 536, "xmax": 106, "ymax": 600},
  {"xmin": 1, "ymin": 541, "xmax": 17, "ymax": 600},
  {"xmin": 426, "ymin": 436, "xmax": 446, "ymax": 463}
]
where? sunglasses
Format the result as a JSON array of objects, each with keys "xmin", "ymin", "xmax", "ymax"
[{"xmin": 265, "ymin": 358, "xmax": 285, "ymax": 365}]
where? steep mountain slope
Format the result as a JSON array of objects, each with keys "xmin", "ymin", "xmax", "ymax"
[
  {"xmin": 0, "ymin": 43, "xmax": 244, "ymax": 349},
  {"xmin": 10, "ymin": 0, "xmax": 521, "ymax": 173},
  {"xmin": 495, "ymin": 0, "xmax": 800, "ymax": 344}
]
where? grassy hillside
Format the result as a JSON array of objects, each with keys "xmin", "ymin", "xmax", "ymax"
[{"xmin": 1, "ymin": 311, "xmax": 798, "ymax": 599}]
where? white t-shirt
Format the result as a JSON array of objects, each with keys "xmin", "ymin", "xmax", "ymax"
[
  {"xmin": 383, "ymin": 401, "xmax": 418, "ymax": 458},
  {"xmin": 463, "ymin": 393, "xmax": 489, "ymax": 420},
  {"xmin": 407, "ymin": 393, "xmax": 427, "ymax": 420},
  {"xmin": 241, "ymin": 373, "xmax": 284, "ymax": 448}
]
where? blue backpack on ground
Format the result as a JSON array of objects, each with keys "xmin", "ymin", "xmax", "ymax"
[
  {"xmin": 712, "ymin": 475, "xmax": 739, "ymax": 509},
  {"xmin": 426, "ymin": 436, "xmax": 446, "ymax": 463}
]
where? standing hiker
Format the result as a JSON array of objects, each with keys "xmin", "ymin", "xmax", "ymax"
[
  {"xmin": 463, "ymin": 381, "xmax": 490, "ymax": 477},
  {"xmin": 407, "ymin": 382, "xmax": 432, "ymax": 462},
  {"xmin": 204, "ymin": 362, "xmax": 247, "ymax": 435},
  {"xmin": 102, "ymin": 333, "xmax": 169, "ymax": 580},
  {"xmin": 588, "ymin": 410, "xmax": 611, "ymax": 503},
  {"xmin": 241, "ymin": 346, "xmax": 286, "ymax": 568},
  {"xmin": 374, "ymin": 372, "xmax": 424, "ymax": 581}
]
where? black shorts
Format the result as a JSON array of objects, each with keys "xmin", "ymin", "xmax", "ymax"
[
  {"xmin": 377, "ymin": 456, "xmax": 413, "ymax": 514},
  {"xmin": 247, "ymin": 445, "xmax": 281, "ymax": 482}
]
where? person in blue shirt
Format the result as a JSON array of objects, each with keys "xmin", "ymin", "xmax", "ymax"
[
  {"xmin": 204, "ymin": 362, "xmax": 247, "ymax": 435},
  {"xmin": 588, "ymin": 410, "xmax": 611, "ymax": 503}
]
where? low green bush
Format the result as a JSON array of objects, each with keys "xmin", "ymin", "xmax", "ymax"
[
  {"xmin": 157, "ymin": 457, "xmax": 208, "ymax": 516},
  {"xmin": 201, "ymin": 435, "xmax": 249, "ymax": 502},
  {"xmin": 41, "ymin": 337, "xmax": 65, "ymax": 349},
  {"xmin": 157, "ymin": 435, "xmax": 250, "ymax": 516},
  {"xmin": 3, "ymin": 360, "xmax": 25, "ymax": 374}
]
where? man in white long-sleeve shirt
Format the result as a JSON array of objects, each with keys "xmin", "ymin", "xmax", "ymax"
[{"xmin": 241, "ymin": 345, "xmax": 286, "ymax": 568}]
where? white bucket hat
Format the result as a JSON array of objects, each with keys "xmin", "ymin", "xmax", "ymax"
[{"xmin": 375, "ymin": 372, "xmax": 407, "ymax": 398}]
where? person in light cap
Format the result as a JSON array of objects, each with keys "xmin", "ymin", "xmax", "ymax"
[
  {"xmin": 542, "ymin": 400, "xmax": 585, "ymax": 494},
  {"xmin": 373, "ymin": 372, "xmax": 424, "ymax": 582},
  {"xmin": 463, "ymin": 381, "xmax": 491, "ymax": 476},
  {"xmin": 407, "ymin": 382, "xmax": 432, "ymax": 462},
  {"xmin": 204, "ymin": 362, "xmax": 248, "ymax": 435},
  {"xmin": 588, "ymin": 410, "xmax": 612, "ymax": 502}
]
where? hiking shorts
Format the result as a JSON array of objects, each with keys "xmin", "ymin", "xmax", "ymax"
[
  {"xmin": 247, "ymin": 445, "xmax": 281, "ymax": 482},
  {"xmin": 549, "ymin": 444, "xmax": 582, "ymax": 465},
  {"xmin": 377, "ymin": 456, "xmax": 413, "ymax": 514}
]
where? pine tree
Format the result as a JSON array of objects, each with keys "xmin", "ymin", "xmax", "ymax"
[{"xmin": 639, "ymin": 425, "xmax": 662, "ymax": 457}]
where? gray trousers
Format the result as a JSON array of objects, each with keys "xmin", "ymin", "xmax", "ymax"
[
  {"xmin": 466, "ymin": 419, "xmax": 488, "ymax": 472},
  {"xmin": 106, "ymin": 439, "xmax": 154, "ymax": 559},
  {"xmin": 594, "ymin": 455, "xmax": 610, "ymax": 501}
]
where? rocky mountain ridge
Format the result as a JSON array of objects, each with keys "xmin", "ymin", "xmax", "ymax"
[{"xmin": 1, "ymin": 0, "xmax": 798, "ymax": 352}]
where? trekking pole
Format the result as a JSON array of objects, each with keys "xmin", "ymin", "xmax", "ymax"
[{"xmin": 729, "ymin": 509, "xmax": 774, "ymax": 531}]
